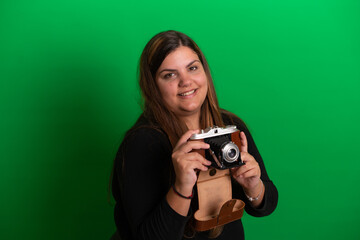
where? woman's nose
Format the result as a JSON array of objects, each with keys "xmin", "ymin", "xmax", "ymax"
[{"xmin": 178, "ymin": 73, "xmax": 191, "ymax": 87}]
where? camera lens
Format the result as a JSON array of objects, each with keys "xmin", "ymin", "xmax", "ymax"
[
  {"xmin": 221, "ymin": 141, "xmax": 240, "ymax": 163},
  {"xmin": 228, "ymin": 149, "xmax": 236, "ymax": 158}
]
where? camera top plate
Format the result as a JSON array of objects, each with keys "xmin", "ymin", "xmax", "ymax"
[{"xmin": 190, "ymin": 125, "xmax": 238, "ymax": 140}]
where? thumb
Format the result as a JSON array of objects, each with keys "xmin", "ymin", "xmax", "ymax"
[{"xmin": 240, "ymin": 131, "xmax": 248, "ymax": 153}]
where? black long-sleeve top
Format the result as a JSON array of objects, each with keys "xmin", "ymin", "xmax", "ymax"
[{"xmin": 112, "ymin": 112, "xmax": 278, "ymax": 240}]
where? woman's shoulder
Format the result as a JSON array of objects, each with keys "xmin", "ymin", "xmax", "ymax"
[{"xmin": 123, "ymin": 114, "xmax": 170, "ymax": 147}]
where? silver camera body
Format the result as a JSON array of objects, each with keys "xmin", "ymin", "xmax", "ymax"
[{"xmin": 190, "ymin": 126, "xmax": 244, "ymax": 169}]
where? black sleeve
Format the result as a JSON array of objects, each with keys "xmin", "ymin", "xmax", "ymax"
[
  {"xmin": 114, "ymin": 127, "xmax": 190, "ymax": 240},
  {"xmin": 230, "ymin": 116, "xmax": 279, "ymax": 217}
]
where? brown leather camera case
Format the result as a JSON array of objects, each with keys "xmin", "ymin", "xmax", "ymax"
[{"xmin": 193, "ymin": 131, "xmax": 245, "ymax": 231}]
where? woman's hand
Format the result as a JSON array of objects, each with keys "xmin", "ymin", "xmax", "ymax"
[
  {"xmin": 231, "ymin": 131, "xmax": 262, "ymax": 194},
  {"xmin": 171, "ymin": 130, "xmax": 211, "ymax": 196}
]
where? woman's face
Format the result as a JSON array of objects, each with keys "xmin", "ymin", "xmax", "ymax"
[{"xmin": 155, "ymin": 46, "xmax": 208, "ymax": 119}]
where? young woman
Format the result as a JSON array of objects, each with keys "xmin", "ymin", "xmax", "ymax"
[{"xmin": 111, "ymin": 30, "xmax": 278, "ymax": 240}]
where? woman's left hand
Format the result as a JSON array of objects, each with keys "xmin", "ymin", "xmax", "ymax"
[{"xmin": 230, "ymin": 131, "xmax": 261, "ymax": 191}]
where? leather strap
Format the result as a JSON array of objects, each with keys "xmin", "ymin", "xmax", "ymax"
[{"xmin": 194, "ymin": 199, "xmax": 245, "ymax": 231}]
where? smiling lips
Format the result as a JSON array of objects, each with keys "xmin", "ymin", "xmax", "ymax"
[{"xmin": 178, "ymin": 89, "xmax": 197, "ymax": 97}]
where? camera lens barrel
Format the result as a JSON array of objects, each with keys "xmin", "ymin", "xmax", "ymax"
[{"xmin": 221, "ymin": 141, "xmax": 240, "ymax": 163}]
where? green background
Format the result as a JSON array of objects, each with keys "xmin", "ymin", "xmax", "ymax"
[{"xmin": 1, "ymin": 0, "xmax": 359, "ymax": 239}]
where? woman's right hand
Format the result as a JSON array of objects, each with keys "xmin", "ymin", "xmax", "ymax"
[{"xmin": 171, "ymin": 130, "xmax": 211, "ymax": 196}]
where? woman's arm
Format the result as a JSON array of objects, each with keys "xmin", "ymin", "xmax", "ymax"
[
  {"xmin": 167, "ymin": 129, "xmax": 211, "ymax": 217},
  {"xmin": 114, "ymin": 127, "xmax": 190, "ymax": 240},
  {"xmin": 227, "ymin": 114, "xmax": 278, "ymax": 217}
]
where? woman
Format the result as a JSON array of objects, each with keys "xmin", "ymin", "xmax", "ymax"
[{"xmin": 111, "ymin": 30, "xmax": 278, "ymax": 240}]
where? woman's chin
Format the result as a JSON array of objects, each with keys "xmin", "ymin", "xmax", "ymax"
[{"xmin": 177, "ymin": 106, "xmax": 202, "ymax": 116}]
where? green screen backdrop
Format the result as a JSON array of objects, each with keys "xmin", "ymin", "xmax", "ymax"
[{"xmin": 1, "ymin": 0, "xmax": 359, "ymax": 239}]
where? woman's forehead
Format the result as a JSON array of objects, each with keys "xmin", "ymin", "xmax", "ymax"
[{"xmin": 159, "ymin": 46, "xmax": 199, "ymax": 69}]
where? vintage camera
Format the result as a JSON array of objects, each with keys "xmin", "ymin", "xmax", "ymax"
[{"xmin": 190, "ymin": 126, "xmax": 244, "ymax": 169}]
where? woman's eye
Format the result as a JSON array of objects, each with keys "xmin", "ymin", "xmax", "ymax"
[
  {"xmin": 164, "ymin": 73, "xmax": 175, "ymax": 79},
  {"xmin": 189, "ymin": 66, "xmax": 198, "ymax": 71}
]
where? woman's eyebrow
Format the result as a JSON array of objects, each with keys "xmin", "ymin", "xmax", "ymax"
[
  {"xmin": 186, "ymin": 60, "xmax": 200, "ymax": 68},
  {"xmin": 158, "ymin": 68, "xmax": 176, "ymax": 74},
  {"xmin": 158, "ymin": 60, "xmax": 201, "ymax": 74}
]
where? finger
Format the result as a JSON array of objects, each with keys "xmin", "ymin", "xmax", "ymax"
[
  {"xmin": 185, "ymin": 152, "xmax": 212, "ymax": 166},
  {"xmin": 231, "ymin": 165, "xmax": 250, "ymax": 178},
  {"xmin": 179, "ymin": 141, "xmax": 210, "ymax": 153},
  {"xmin": 191, "ymin": 161, "xmax": 209, "ymax": 172},
  {"xmin": 173, "ymin": 129, "xmax": 200, "ymax": 151},
  {"xmin": 230, "ymin": 167, "xmax": 240, "ymax": 177},
  {"xmin": 179, "ymin": 159, "xmax": 209, "ymax": 173},
  {"xmin": 174, "ymin": 152, "xmax": 211, "ymax": 166},
  {"xmin": 232, "ymin": 166, "xmax": 252, "ymax": 178},
  {"xmin": 240, "ymin": 152, "xmax": 254, "ymax": 163},
  {"xmin": 231, "ymin": 165, "xmax": 248, "ymax": 177},
  {"xmin": 240, "ymin": 131, "xmax": 248, "ymax": 153},
  {"xmin": 231, "ymin": 161, "xmax": 257, "ymax": 177},
  {"xmin": 238, "ymin": 168, "xmax": 260, "ymax": 179}
]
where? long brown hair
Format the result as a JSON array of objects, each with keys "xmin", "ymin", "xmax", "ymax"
[{"xmin": 138, "ymin": 30, "xmax": 224, "ymax": 146}]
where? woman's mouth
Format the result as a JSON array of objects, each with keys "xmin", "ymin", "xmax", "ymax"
[{"xmin": 178, "ymin": 89, "xmax": 196, "ymax": 97}]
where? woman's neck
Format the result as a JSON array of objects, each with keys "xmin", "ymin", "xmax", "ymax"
[{"xmin": 180, "ymin": 113, "xmax": 201, "ymax": 130}]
